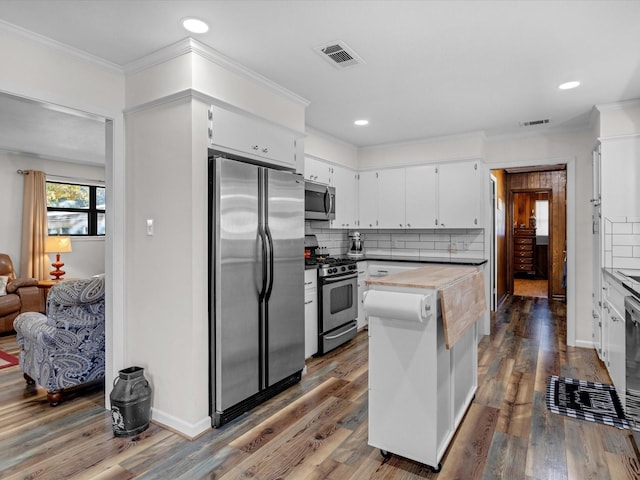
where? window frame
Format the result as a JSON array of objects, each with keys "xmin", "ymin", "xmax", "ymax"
[{"xmin": 46, "ymin": 180, "xmax": 106, "ymax": 236}]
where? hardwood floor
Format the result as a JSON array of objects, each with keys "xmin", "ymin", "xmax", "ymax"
[{"xmin": 1, "ymin": 296, "xmax": 639, "ymax": 479}]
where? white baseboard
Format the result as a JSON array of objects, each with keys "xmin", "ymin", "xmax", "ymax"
[
  {"xmin": 150, "ymin": 408, "xmax": 211, "ymax": 440},
  {"xmin": 574, "ymin": 339, "xmax": 595, "ymax": 350}
]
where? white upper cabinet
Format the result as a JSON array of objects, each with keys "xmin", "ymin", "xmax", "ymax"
[
  {"xmin": 437, "ymin": 162, "xmax": 481, "ymax": 229},
  {"xmin": 332, "ymin": 164, "xmax": 358, "ymax": 229},
  {"xmin": 378, "ymin": 168, "xmax": 406, "ymax": 228},
  {"xmin": 208, "ymin": 106, "xmax": 296, "ymax": 170},
  {"xmin": 305, "ymin": 157, "xmax": 485, "ymax": 230},
  {"xmin": 304, "ymin": 157, "xmax": 333, "ymax": 185},
  {"xmin": 358, "ymin": 170, "xmax": 379, "ymax": 228},
  {"xmin": 405, "ymin": 164, "xmax": 437, "ymax": 228},
  {"xmin": 600, "ymin": 137, "xmax": 640, "ymax": 220}
]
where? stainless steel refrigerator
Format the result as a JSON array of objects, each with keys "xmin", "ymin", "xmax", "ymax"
[{"xmin": 209, "ymin": 155, "xmax": 305, "ymax": 427}]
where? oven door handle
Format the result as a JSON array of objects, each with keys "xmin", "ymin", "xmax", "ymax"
[
  {"xmin": 324, "ymin": 324, "xmax": 357, "ymax": 340},
  {"xmin": 321, "ymin": 273, "xmax": 358, "ymax": 284}
]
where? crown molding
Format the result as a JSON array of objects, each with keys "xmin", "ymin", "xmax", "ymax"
[
  {"xmin": 359, "ymin": 130, "xmax": 487, "ymax": 152},
  {"xmin": 595, "ymin": 98, "xmax": 640, "ymax": 112},
  {"xmin": 124, "ymin": 37, "xmax": 310, "ymax": 108},
  {"xmin": 0, "ymin": 19, "xmax": 122, "ymax": 74}
]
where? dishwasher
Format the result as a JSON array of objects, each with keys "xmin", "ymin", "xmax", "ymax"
[{"xmin": 625, "ymin": 295, "xmax": 640, "ymax": 444}]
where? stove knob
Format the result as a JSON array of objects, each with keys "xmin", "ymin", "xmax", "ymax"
[
  {"xmin": 331, "ymin": 268, "xmax": 337, "ymax": 274},
  {"xmin": 341, "ymin": 266, "xmax": 346, "ymax": 272}
]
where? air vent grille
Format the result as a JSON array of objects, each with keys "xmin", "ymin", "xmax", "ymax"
[
  {"xmin": 315, "ymin": 41, "xmax": 364, "ymax": 69},
  {"xmin": 520, "ymin": 118, "xmax": 551, "ymax": 127}
]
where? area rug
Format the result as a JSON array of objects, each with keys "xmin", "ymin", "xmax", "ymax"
[
  {"xmin": 546, "ymin": 375, "xmax": 629, "ymax": 429},
  {"xmin": 0, "ymin": 350, "xmax": 19, "ymax": 370}
]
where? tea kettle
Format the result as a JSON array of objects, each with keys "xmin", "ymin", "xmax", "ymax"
[{"xmin": 348, "ymin": 232, "xmax": 364, "ymax": 258}]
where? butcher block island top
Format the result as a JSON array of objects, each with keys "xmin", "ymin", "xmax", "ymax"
[
  {"xmin": 365, "ymin": 264, "xmax": 477, "ymax": 289},
  {"xmin": 365, "ymin": 264, "xmax": 486, "ymax": 350}
]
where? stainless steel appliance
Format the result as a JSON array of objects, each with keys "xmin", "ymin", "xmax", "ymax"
[
  {"xmin": 209, "ymin": 155, "xmax": 305, "ymax": 427},
  {"xmin": 317, "ymin": 256, "xmax": 358, "ymax": 354},
  {"xmin": 348, "ymin": 231, "xmax": 364, "ymax": 258},
  {"xmin": 304, "ymin": 181, "xmax": 335, "ymax": 221},
  {"xmin": 626, "ymin": 294, "xmax": 640, "ymax": 443}
]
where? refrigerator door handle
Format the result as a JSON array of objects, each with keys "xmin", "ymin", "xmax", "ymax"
[
  {"xmin": 264, "ymin": 224, "xmax": 275, "ymax": 301},
  {"xmin": 258, "ymin": 226, "xmax": 268, "ymax": 301}
]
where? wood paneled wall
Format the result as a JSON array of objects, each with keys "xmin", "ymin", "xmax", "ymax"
[{"xmin": 508, "ymin": 170, "xmax": 567, "ymax": 299}]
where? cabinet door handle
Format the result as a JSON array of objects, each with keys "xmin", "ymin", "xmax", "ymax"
[
  {"xmin": 304, "ymin": 300, "xmax": 314, "ymax": 305},
  {"xmin": 262, "ymin": 147, "xmax": 269, "ymax": 154},
  {"xmin": 252, "ymin": 144, "xmax": 259, "ymax": 151}
]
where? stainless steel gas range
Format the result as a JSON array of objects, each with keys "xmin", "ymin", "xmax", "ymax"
[
  {"xmin": 316, "ymin": 256, "xmax": 358, "ymax": 354},
  {"xmin": 304, "ymin": 235, "xmax": 358, "ymax": 355}
]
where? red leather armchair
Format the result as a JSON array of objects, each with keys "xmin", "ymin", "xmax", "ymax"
[{"xmin": 0, "ymin": 254, "xmax": 40, "ymax": 334}]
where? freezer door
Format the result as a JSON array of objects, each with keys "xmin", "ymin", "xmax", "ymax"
[
  {"xmin": 265, "ymin": 169, "xmax": 305, "ymax": 387},
  {"xmin": 213, "ymin": 158, "xmax": 261, "ymax": 411}
]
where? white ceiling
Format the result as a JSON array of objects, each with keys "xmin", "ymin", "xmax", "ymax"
[{"xmin": 1, "ymin": 0, "xmax": 640, "ymax": 164}]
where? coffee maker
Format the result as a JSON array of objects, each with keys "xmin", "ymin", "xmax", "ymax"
[{"xmin": 347, "ymin": 232, "xmax": 364, "ymax": 258}]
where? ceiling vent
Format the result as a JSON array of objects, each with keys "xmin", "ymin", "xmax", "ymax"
[
  {"xmin": 314, "ymin": 41, "xmax": 365, "ymax": 69},
  {"xmin": 520, "ymin": 118, "xmax": 551, "ymax": 127}
]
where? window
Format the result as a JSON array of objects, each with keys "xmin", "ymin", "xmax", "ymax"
[
  {"xmin": 535, "ymin": 200, "xmax": 549, "ymax": 236},
  {"xmin": 46, "ymin": 181, "xmax": 105, "ymax": 236}
]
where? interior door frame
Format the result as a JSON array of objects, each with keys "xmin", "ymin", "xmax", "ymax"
[
  {"xmin": 490, "ymin": 174, "xmax": 497, "ymax": 310},
  {"xmin": 507, "ymin": 187, "xmax": 553, "ymax": 298}
]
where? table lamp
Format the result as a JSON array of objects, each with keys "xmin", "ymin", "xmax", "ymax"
[{"xmin": 45, "ymin": 236, "xmax": 72, "ymax": 280}]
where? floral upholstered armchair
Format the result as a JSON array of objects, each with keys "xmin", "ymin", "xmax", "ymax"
[{"xmin": 13, "ymin": 276, "xmax": 105, "ymax": 406}]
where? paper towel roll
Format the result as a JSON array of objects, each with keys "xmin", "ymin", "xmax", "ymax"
[{"xmin": 363, "ymin": 290, "xmax": 431, "ymax": 323}]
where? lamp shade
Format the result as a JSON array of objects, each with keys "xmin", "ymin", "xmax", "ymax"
[{"xmin": 45, "ymin": 236, "xmax": 72, "ymax": 253}]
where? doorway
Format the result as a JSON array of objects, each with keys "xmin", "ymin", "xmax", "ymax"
[
  {"xmin": 512, "ymin": 190, "xmax": 551, "ymax": 298},
  {"xmin": 491, "ymin": 164, "xmax": 567, "ymax": 303}
]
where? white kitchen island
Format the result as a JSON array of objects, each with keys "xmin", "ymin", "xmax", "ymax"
[{"xmin": 364, "ymin": 265, "xmax": 486, "ymax": 472}]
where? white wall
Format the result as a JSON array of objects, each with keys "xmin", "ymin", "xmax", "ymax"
[
  {"xmin": 0, "ymin": 152, "xmax": 105, "ymax": 278},
  {"xmin": 358, "ymin": 132, "xmax": 485, "ymax": 169},
  {"xmin": 124, "ymin": 97, "xmax": 210, "ymax": 435},
  {"xmin": 597, "ymin": 100, "xmax": 640, "ymax": 138},
  {"xmin": 305, "ymin": 128, "xmax": 358, "ymax": 169}
]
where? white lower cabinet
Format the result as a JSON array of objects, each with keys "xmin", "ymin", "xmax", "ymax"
[
  {"xmin": 603, "ymin": 278, "xmax": 626, "ymax": 402},
  {"xmin": 304, "ymin": 269, "xmax": 318, "ymax": 359}
]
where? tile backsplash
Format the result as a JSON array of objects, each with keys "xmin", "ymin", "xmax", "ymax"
[
  {"xmin": 305, "ymin": 222, "xmax": 485, "ymax": 260},
  {"xmin": 604, "ymin": 217, "xmax": 640, "ymax": 270}
]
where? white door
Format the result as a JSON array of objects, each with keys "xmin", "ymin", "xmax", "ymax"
[
  {"xmin": 406, "ymin": 164, "xmax": 437, "ymax": 228},
  {"xmin": 358, "ymin": 171, "xmax": 378, "ymax": 228},
  {"xmin": 332, "ymin": 164, "xmax": 357, "ymax": 228},
  {"xmin": 378, "ymin": 168, "xmax": 406, "ymax": 228},
  {"xmin": 437, "ymin": 162, "xmax": 479, "ymax": 229}
]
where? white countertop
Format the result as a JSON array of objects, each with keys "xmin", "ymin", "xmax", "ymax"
[{"xmin": 604, "ymin": 267, "xmax": 640, "ymax": 298}]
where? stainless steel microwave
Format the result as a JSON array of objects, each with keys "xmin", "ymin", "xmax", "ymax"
[{"xmin": 304, "ymin": 181, "xmax": 335, "ymax": 220}]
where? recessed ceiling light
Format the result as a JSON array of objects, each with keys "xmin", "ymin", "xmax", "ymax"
[
  {"xmin": 354, "ymin": 119, "xmax": 369, "ymax": 126},
  {"xmin": 558, "ymin": 81, "xmax": 580, "ymax": 90},
  {"xmin": 182, "ymin": 18, "xmax": 209, "ymax": 34}
]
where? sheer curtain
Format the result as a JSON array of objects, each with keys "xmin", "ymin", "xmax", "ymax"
[{"xmin": 20, "ymin": 170, "xmax": 49, "ymax": 280}]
